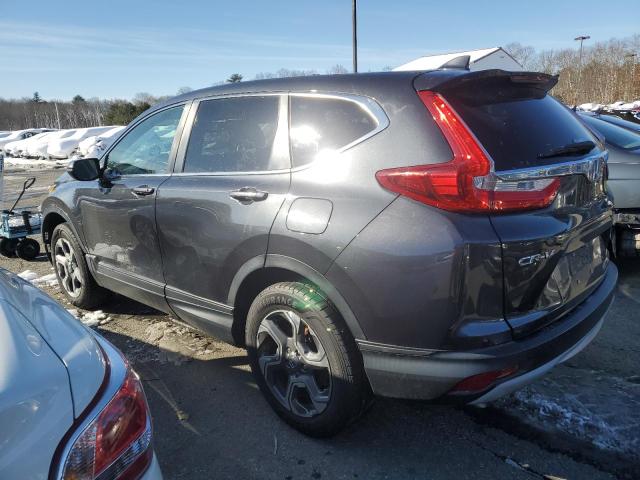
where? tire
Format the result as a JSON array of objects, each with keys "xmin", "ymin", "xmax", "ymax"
[
  {"xmin": 16, "ymin": 238, "xmax": 40, "ymax": 260},
  {"xmin": 245, "ymin": 282, "xmax": 369, "ymax": 437},
  {"xmin": 0, "ymin": 237, "xmax": 18, "ymax": 257},
  {"xmin": 51, "ymin": 223, "xmax": 109, "ymax": 308}
]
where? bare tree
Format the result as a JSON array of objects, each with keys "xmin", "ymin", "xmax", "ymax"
[{"xmin": 326, "ymin": 64, "xmax": 348, "ymax": 74}]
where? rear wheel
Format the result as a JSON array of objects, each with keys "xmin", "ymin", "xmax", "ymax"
[
  {"xmin": 51, "ymin": 223, "xmax": 109, "ymax": 308},
  {"xmin": 246, "ymin": 282, "xmax": 369, "ymax": 437},
  {"xmin": 16, "ymin": 238, "xmax": 40, "ymax": 260},
  {"xmin": 0, "ymin": 237, "xmax": 18, "ymax": 257}
]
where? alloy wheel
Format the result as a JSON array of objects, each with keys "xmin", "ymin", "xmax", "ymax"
[
  {"xmin": 54, "ymin": 237, "xmax": 83, "ymax": 298},
  {"xmin": 257, "ymin": 310, "xmax": 331, "ymax": 418}
]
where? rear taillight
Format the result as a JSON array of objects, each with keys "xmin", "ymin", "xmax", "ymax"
[
  {"xmin": 62, "ymin": 368, "xmax": 152, "ymax": 480},
  {"xmin": 375, "ymin": 91, "xmax": 560, "ymax": 213}
]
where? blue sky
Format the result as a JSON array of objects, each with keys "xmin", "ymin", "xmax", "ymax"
[{"xmin": 0, "ymin": 0, "xmax": 638, "ymax": 100}]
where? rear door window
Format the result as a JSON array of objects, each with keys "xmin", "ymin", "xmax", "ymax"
[
  {"xmin": 445, "ymin": 83, "xmax": 598, "ymax": 171},
  {"xmin": 183, "ymin": 95, "xmax": 286, "ymax": 173},
  {"xmin": 290, "ymin": 96, "xmax": 378, "ymax": 167}
]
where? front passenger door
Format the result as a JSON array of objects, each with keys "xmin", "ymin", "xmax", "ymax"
[{"xmin": 78, "ymin": 104, "xmax": 187, "ymax": 311}]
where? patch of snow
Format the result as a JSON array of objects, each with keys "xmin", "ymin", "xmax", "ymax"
[
  {"xmin": 3, "ymin": 157, "xmax": 67, "ymax": 169},
  {"xmin": 497, "ymin": 375, "xmax": 640, "ymax": 460},
  {"xmin": 79, "ymin": 310, "xmax": 110, "ymax": 327},
  {"xmin": 17, "ymin": 270, "xmax": 58, "ymax": 287},
  {"xmin": 31, "ymin": 273, "xmax": 58, "ymax": 287},
  {"xmin": 17, "ymin": 270, "xmax": 39, "ymax": 281}
]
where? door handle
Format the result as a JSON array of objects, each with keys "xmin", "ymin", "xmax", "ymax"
[
  {"xmin": 132, "ymin": 185, "xmax": 155, "ymax": 196},
  {"xmin": 229, "ymin": 188, "xmax": 269, "ymax": 204}
]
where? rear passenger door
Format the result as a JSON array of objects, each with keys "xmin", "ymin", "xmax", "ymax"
[{"xmin": 156, "ymin": 95, "xmax": 290, "ymax": 341}]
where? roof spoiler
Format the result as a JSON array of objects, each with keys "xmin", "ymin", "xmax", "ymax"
[
  {"xmin": 414, "ymin": 69, "xmax": 559, "ymax": 94},
  {"xmin": 439, "ymin": 55, "xmax": 470, "ymax": 70}
]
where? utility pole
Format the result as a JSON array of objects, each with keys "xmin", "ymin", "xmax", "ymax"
[
  {"xmin": 574, "ymin": 35, "xmax": 590, "ymax": 105},
  {"xmin": 352, "ymin": 0, "xmax": 358, "ymax": 73}
]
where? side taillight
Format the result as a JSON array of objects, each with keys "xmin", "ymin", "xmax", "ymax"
[
  {"xmin": 375, "ymin": 91, "xmax": 560, "ymax": 213},
  {"xmin": 61, "ymin": 368, "xmax": 152, "ymax": 480}
]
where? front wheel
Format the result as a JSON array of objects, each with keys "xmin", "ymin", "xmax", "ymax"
[
  {"xmin": 51, "ymin": 223, "xmax": 109, "ymax": 308},
  {"xmin": 246, "ymin": 282, "xmax": 369, "ymax": 437}
]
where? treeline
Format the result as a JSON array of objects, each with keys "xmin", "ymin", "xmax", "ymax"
[
  {"xmin": 0, "ymin": 92, "xmax": 170, "ymax": 131},
  {"xmin": 3, "ymin": 35, "xmax": 638, "ymax": 131},
  {"xmin": 506, "ymin": 34, "xmax": 640, "ymax": 105}
]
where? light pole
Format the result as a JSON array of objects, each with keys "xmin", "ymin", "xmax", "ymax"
[
  {"xmin": 352, "ymin": 0, "xmax": 358, "ymax": 73},
  {"xmin": 574, "ymin": 35, "xmax": 590, "ymax": 105}
]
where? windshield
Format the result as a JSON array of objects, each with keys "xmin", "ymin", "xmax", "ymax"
[{"xmin": 581, "ymin": 115, "xmax": 640, "ymax": 150}]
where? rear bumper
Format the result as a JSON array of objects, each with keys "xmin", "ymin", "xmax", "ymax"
[{"xmin": 358, "ymin": 262, "xmax": 617, "ymax": 401}]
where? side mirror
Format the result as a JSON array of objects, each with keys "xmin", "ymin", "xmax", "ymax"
[{"xmin": 67, "ymin": 157, "xmax": 100, "ymax": 181}]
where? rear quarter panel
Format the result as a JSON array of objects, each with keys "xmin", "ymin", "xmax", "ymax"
[{"xmin": 268, "ymin": 81, "xmax": 452, "ymax": 273}]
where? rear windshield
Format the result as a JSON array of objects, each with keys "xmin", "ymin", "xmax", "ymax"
[
  {"xmin": 446, "ymin": 90, "xmax": 597, "ymax": 171},
  {"xmin": 581, "ymin": 115, "xmax": 640, "ymax": 150}
]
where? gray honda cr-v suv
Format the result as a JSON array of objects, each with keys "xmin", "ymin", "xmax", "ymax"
[{"xmin": 42, "ymin": 68, "xmax": 617, "ymax": 436}]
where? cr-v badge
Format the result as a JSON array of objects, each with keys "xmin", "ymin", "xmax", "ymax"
[{"xmin": 518, "ymin": 250, "xmax": 556, "ymax": 267}]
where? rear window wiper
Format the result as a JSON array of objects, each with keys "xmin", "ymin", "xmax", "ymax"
[{"xmin": 537, "ymin": 140, "xmax": 596, "ymax": 159}]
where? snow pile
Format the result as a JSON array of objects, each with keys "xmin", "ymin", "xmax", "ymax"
[
  {"xmin": 17, "ymin": 270, "xmax": 38, "ymax": 281},
  {"xmin": 64, "ymin": 308, "xmax": 112, "ymax": 327},
  {"xmin": 577, "ymin": 100, "xmax": 640, "ymax": 113},
  {"xmin": 18, "ymin": 270, "xmax": 58, "ymax": 287},
  {"xmin": 79, "ymin": 309, "xmax": 111, "ymax": 327},
  {"xmin": 3, "ymin": 157, "xmax": 68, "ymax": 169},
  {"xmin": 32, "ymin": 273, "xmax": 58, "ymax": 287},
  {"xmin": 577, "ymin": 102, "xmax": 604, "ymax": 112},
  {"xmin": 496, "ymin": 372, "xmax": 640, "ymax": 461}
]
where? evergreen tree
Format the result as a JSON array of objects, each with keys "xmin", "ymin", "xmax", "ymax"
[{"xmin": 226, "ymin": 73, "xmax": 243, "ymax": 83}]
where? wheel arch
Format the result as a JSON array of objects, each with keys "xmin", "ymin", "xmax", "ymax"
[
  {"xmin": 229, "ymin": 255, "xmax": 366, "ymax": 347},
  {"xmin": 41, "ymin": 204, "xmax": 85, "ymax": 259}
]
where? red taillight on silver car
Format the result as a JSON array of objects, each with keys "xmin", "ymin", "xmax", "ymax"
[
  {"xmin": 61, "ymin": 369, "xmax": 152, "ymax": 480},
  {"xmin": 375, "ymin": 91, "xmax": 560, "ymax": 213}
]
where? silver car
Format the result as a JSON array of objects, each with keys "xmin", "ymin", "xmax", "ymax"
[{"xmin": 0, "ymin": 268, "xmax": 162, "ymax": 480}]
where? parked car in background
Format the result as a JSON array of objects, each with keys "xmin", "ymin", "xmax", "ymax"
[
  {"xmin": 47, "ymin": 126, "xmax": 117, "ymax": 159},
  {"xmin": 0, "ymin": 268, "xmax": 162, "ymax": 479},
  {"xmin": 75, "ymin": 125, "xmax": 126, "ymax": 158},
  {"xmin": 4, "ymin": 130, "xmax": 57, "ymax": 157},
  {"xmin": 43, "ymin": 69, "xmax": 616, "ymax": 437},
  {"xmin": 0, "ymin": 129, "xmax": 52, "ymax": 153},
  {"xmin": 579, "ymin": 112, "xmax": 640, "ymax": 256},
  {"xmin": 586, "ymin": 112, "xmax": 640, "ymax": 133},
  {"xmin": 24, "ymin": 128, "xmax": 78, "ymax": 158}
]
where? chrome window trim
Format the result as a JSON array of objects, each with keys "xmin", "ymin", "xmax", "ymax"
[
  {"xmin": 495, "ymin": 151, "xmax": 609, "ymax": 183},
  {"xmin": 172, "ymin": 92, "xmax": 390, "ymax": 176},
  {"xmin": 53, "ymin": 334, "xmax": 128, "ymax": 480}
]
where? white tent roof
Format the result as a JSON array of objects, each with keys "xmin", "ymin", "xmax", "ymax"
[{"xmin": 394, "ymin": 47, "xmax": 523, "ymax": 72}]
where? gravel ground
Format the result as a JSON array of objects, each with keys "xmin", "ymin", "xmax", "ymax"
[{"xmin": 1, "ymin": 167, "xmax": 638, "ymax": 480}]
